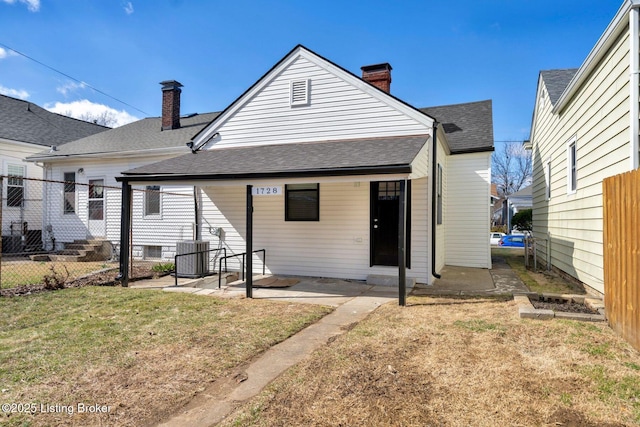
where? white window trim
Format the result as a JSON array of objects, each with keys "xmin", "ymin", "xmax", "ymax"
[
  {"xmin": 545, "ymin": 159, "xmax": 551, "ymax": 201},
  {"xmin": 566, "ymin": 136, "xmax": 577, "ymax": 195},
  {"xmin": 63, "ymin": 171, "xmax": 76, "ymax": 215},
  {"xmin": 289, "ymin": 79, "xmax": 309, "ymax": 106},
  {"xmin": 144, "ymin": 185, "xmax": 162, "ymax": 219},
  {"xmin": 6, "ymin": 163, "xmax": 25, "ymax": 209}
]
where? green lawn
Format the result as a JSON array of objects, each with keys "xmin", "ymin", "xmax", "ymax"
[{"xmin": 0, "ymin": 260, "xmax": 116, "ymax": 289}]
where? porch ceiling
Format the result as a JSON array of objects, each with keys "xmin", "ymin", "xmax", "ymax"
[{"xmin": 117, "ymin": 134, "xmax": 429, "ymax": 183}]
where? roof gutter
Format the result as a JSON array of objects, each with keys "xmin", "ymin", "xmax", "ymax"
[
  {"xmin": 25, "ymin": 146, "xmax": 189, "ymax": 163},
  {"xmin": 116, "ymin": 164, "xmax": 412, "ymax": 184}
]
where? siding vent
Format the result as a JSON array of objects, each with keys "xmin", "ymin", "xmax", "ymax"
[{"xmin": 290, "ymin": 79, "xmax": 309, "ymax": 106}]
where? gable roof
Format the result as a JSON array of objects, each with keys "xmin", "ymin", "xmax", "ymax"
[
  {"xmin": 540, "ymin": 69, "xmax": 578, "ymax": 106},
  {"xmin": 420, "ymin": 100, "xmax": 494, "ymax": 154},
  {"xmin": 121, "ymin": 135, "xmax": 428, "ymax": 181},
  {"xmin": 27, "ymin": 112, "xmax": 219, "ymax": 161},
  {"xmin": 0, "ymin": 94, "xmax": 108, "ymax": 147},
  {"xmin": 509, "ymin": 185, "xmax": 532, "ymax": 198}
]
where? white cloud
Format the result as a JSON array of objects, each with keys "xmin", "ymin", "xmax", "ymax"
[
  {"xmin": 123, "ymin": 1, "xmax": 134, "ymax": 14},
  {"xmin": 0, "ymin": 85, "xmax": 29, "ymax": 99},
  {"xmin": 1, "ymin": 0, "xmax": 40, "ymax": 12},
  {"xmin": 46, "ymin": 99, "xmax": 138, "ymax": 128},
  {"xmin": 0, "ymin": 47, "xmax": 18, "ymax": 59},
  {"xmin": 56, "ymin": 81, "xmax": 87, "ymax": 96}
]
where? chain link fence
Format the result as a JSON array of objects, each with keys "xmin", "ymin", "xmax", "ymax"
[{"xmin": 0, "ymin": 176, "xmax": 211, "ymax": 291}]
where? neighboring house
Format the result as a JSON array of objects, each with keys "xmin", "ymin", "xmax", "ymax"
[
  {"xmin": 26, "ymin": 82, "xmax": 219, "ymax": 256},
  {"xmin": 504, "ymin": 185, "xmax": 532, "ymax": 233},
  {"xmin": 1, "ymin": 94, "xmax": 107, "ymax": 253},
  {"xmin": 116, "ymin": 45, "xmax": 494, "ymax": 287},
  {"xmin": 527, "ymin": 0, "xmax": 640, "ymax": 295}
]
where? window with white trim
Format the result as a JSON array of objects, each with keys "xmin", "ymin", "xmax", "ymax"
[
  {"xmin": 64, "ymin": 172, "xmax": 76, "ymax": 214},
  {"xmin": 285, "ymin": 183, "xmax": 319, "ymax": 221},
  {"xmin": 437, "ymin": 163, "xmax": 443, "ymax": 225},
  {"xmin": 545, "ymin": 160, "xmax": 551, "ymax": 201},
  {"xmin": 7, "ymin": 164, "xmax": 24, "ymax": 207},
  {"xmin": 145, "ymin": 185, "xmax": 161, "ymax": 216},
  {"xmin": 567, "ymin": 137, "xmax": 577, "ymax": 193},
  {"xmin": 290, "ymin": 79, "xmax": 309, "ymax": 106}
]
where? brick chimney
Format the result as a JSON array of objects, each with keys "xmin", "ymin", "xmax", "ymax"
[
  {"xmin": 361, "ymin": 63, "xmax": 392, "ymax": 93},
  {"xmin": 160, "ymin": 80, "xmax": 183, "ymax": 130}
]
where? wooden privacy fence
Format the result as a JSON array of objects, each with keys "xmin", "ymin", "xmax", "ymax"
[{"xmin": 603, "ymin": 169, "xmax": 640, "ymax": 352}]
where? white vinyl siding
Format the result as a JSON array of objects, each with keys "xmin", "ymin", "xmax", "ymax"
[
  {"xmin": 200, "ymin": 177, "xmax": 429, "ymax": 283},
  {"xmin": 445, "ymin": 152, "xmax": 491, "ymax": 268},
  {"xmin": 207, "ymin": 55, "xmax": 431, "ymax": 149},
  {"xmin": 530, "ymin": 27, "xmax": 631, "ymax": 294}
]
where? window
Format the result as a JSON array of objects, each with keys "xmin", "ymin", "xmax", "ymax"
[
  {"xmin": 437, "ymin": 163, "xmax": 443, "ymax": 225},
  {"xmin": 7, "ymin": 164, "xmax": 24, "ymax": 207},
  {"xmin": 290, "ymin": 79, "xmax": 309, "ymax": 106},
  {"xmin": 88, "ymin": 179, "xmax": 104, "ymax": 220},
  {"xmin": 145, "ymin": 246, "xmax": 162, "ymax": 259},
  {"xmin": 285, "ymin": 183, "xmax": 319, "ymax": 221},
  {"xmin": 145, "ymin": 185, "xmax": 161, "ymax": 216},
  {"xmin": 545, "ymin": 160, "xmax": 551, "ymax": 201},
  {"xmin": 567, "ymin": 138, "xmax": 577, "ymax": 193},
  {"xmin": 64, "ymin": 172, "xmax": 76, "ymax": 214}
]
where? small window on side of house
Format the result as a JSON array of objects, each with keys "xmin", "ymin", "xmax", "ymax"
[
  {"xmin": 285, "ymin": 183, "xmax": 319, "ymax": 221},
  {"xmin": 64, "ymin": 172, "xmax": 76, "ymax": 214},
  {"xmin": 145, "ymin": 245, "xmax": 162, "ymax": 259},
  {"xmin": 145, "ymin": 185, "xmax": 161, "ymax": 216},
  {"xmin": 7, "ymin": 164, "xmax": 25, "ymax": 208},
  {"xmin": 545, "ymin": 160, "xmax": 551, "ymax": 201},
  {"xmin": 437, "ymin": 164, "xmax": 443, "ymax": 225},
  {"xmin": 567, "ymin": 138, "xmax": 577, "ymax": 193},
  {"xmin": 290, "ymin": 79, "xmax": 309, "ymax": 106}
]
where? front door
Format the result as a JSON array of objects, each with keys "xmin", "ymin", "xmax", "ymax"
[
  {"xmin": 88, "ymin": 178, "xmax": 105, "ymax": 237},
  {"xmin": 371, "ymin": 181, "xmax": 410, "ymax": 266}
]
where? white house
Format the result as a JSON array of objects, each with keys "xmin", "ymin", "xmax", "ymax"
[
  {"xmin": 527, "ymin": 0, "xmax": 640, "ymax": 295},
  {"xmin": 1, "ymin": 94, "xmax": 107, "ymax": 254},
  {"xmin": 116, "ymin": 45, "xmax": 494, "ymax": 293}
]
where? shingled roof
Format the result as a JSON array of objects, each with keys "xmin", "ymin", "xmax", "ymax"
[
  {"xmin": 122, "ymin": 135, "xmax": 429, "ymax": 180},
  {"xmin": 27, "ymin": 112, "xmax": 219, "ymax": 160},
  {"xmin": 540, "ymin": 69, "xmax": 578, "ymax": 106},
  {"xmin": 0, "ymin": 94, "xmax": 109, "ymax": 146},
  {"xmin": 420, "ymin": 100, "xmax": 494, "ymax": 154}
]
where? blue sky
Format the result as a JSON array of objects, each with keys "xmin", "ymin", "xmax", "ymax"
[{"xmin": 0, "ymin": 0, "xmax": 622, "ymax": 144}]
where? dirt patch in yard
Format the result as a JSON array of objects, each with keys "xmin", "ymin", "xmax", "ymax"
[{"xmin": 221, "ymin": 296, "xmax": 640, "ymax": 427}]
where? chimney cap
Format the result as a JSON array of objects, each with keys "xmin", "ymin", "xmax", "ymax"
[
  {"xmin": 360, "ymin": 63, "xmax": 392, "ymax": 73},
  {"xmin": 160, "ymin": 80, "xmax": 183, "ymax": 91}
]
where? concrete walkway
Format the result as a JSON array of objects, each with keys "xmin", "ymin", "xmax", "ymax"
[{"xmin": 156, "ymin": 285, "xmax": 396, "ymax": 427}]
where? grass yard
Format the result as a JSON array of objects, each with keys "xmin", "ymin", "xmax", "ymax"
[
  {"xmin": 0, "ymin": 287, "xmax": 332, "ymax": 426},
  {"xmin": 222, "ymin": 297, "xmax": 640, "ymax": 427},
  {"xmin": 0, "ymin": 260, "xmax": 117, "ymax": 289}
]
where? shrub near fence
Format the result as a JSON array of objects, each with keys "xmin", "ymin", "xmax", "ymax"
[{"xmin": 603, "ymin": 169, "xmax": 640, "ymax": 352}]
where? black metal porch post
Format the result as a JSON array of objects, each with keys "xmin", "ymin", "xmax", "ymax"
[
  {"xmin": 246, "ymin": 185, "xmax": 253, "ymax": 298},
  {"xmin": 118, "ymin": 182, "xmax": 132, "ymax": 287},
  {"xmin": 398, "ymin": 179, "xmax": 407, "ymax": 306}
]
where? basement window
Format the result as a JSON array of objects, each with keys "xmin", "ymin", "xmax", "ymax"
[
  {"xmin": 290, "ymin": 79, "xmax": 309, "ymax": 106},
  {"xmin": 145, "ymin": 245, "xmax": 162, "ymax": 259}
]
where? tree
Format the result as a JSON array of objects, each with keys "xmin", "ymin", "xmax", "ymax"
[
  {"xmin": 75, "ymin": 110, "xmax": 119, "ymax": 127},
  {"xmin": 492, "ymin": 142, "xmax": 532, "ymax": 197},
  {"xmin": 512, "ymin": 208, "xmax": 532, "ymax": 232}
]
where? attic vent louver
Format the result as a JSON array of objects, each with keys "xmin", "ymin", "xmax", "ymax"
[{"xmin": 290, "ymin": 79, "xmax": 309, "ymax": 106}]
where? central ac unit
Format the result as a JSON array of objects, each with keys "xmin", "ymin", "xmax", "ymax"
[{"xmin": 176, "ymin": 240, "xmax": 209, "ymax": 278}]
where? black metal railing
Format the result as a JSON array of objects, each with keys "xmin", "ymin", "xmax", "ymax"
[
  {"xmin": 173, "ymin": 247, "xmax": 226, "ymax": 287},
  {"xmin": 218, "ymin": 249, "xmax": 266, "ymax": 289}
]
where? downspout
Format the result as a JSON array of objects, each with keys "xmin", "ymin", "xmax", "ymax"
[
  {"xmin": 630, "ymin": 5, "xmax": 640, "ymax": 170},
  {"xmin": 193, "ymin": 186, "xmax": 201, "ymax": 240},
  {"xmin": 431, "ymin": 121, "xmax": 441, "ymax": 279}
]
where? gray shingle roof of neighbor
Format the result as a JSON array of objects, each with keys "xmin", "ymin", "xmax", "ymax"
[
  {"xmin": 540, "ymin": 69, "xmax": 578, "ymax": 106},
  {"xmin": 27, "ymin": 112, "xmax": 220, "ymax": 159},
  {"xmin": 420, "ymin": 100, "xmax": 494, "ymax": 154},
  {"xmin": 0, "ymin": 94, "xmax": 109, "ymax": 146},
  {"xmin": 509, "ymin": 185, "xmax": 532, "ymax": 198},
  {"xmin": 122, "ymin": 135, "xmax": 429, "ymax": 178}
]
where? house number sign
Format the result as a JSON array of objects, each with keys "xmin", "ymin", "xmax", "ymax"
[{"xmin": 251, "ymin": 186, "xmax": 282, "ymax": 196}]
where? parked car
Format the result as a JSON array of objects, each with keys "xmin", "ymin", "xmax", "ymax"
[
  {"xmin": 490, "ymin": 232, "xmax": 505, "ymax": 245},
  {"xmin": 498, "ymin": 235, "xmax": 525, "ymax": 248}
]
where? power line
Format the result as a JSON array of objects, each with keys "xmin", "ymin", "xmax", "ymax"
[{"xmin": 0, "ymin": 42, "xmax": 149, "ymax": 116}]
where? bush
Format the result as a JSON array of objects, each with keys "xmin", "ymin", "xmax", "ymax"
[
  {"xmin": 512, "ymin": 209, "xmax": 532, "ymax": 232},
  {"xmin": 152, "ymin": 263, "xmax": 175, "ymax": 273}
]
